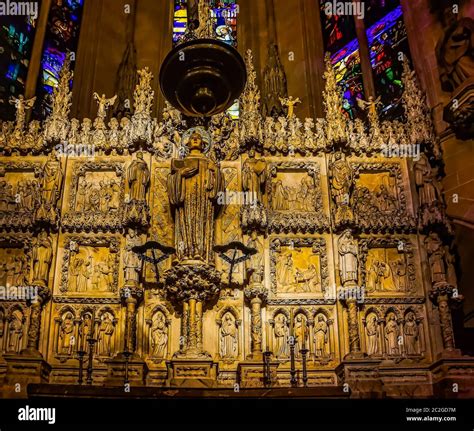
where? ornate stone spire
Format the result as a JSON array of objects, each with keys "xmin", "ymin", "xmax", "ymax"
[
  {"xmin": 401, "ymin": 58, "xmax": 441, "ymax": 158},
  {"xmin": 240, "ymin": 49, "xmax": 262, "ymax": 147},
  {"xmin": 322, "ymin": 54, "xmax": 347, "ymax": 145},
  {"xmin": 113, "ymin": 0, "xmax": 137, "ymax": 118}
]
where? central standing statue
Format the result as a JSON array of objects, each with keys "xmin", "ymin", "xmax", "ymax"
[{"xmin": 167, "ymin": 130, "xmax": 224, "ymax": 263}]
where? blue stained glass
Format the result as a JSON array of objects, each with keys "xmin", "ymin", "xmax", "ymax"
[
  {"xmin": 35, "ymin": 0, "xmax": 85, "ymax": 118},
  {"xmin": 0, "ymin": 8, "xmax": 40, "ymax": 119},
  {"xmin": 366, "ymin": 5, "xmax": 411, "ymax": 120}
]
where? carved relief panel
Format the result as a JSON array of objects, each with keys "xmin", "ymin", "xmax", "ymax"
[
  {"xmin": 270, "ymin": 237, "xmax": 328, "ymax": 296},
  {"xmin": 0, "ymin": 160, "xmax": 43, "ymax": 229},
  {"xmin": 62, "ymin": 160, "xmax": 125, "ymax": 231},
  {"xmin": 359, "ymin": 237, "xmax": 420, "ymax": 296},
  {"xmin": 351, "ymin": 162, "xmax": 415, "ymax": 231},
  {"xmin": 267, "ymin": 161, "xmax": 328, "ymax": 233},
  {"xmin": 59, "ymin": 235, "xmax": 120, "ymax": 295}
]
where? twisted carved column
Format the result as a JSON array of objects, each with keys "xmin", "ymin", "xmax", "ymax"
[
  {"xmin": 244, "ymin": 284, "xmax": 268, "ymax": 360},
  {"xmin": 430, "ymin": 284, "xmax": 463, "ymax": 353},
  {"xmin": 23, "ymin": 287, "xmax": 51, "ymax": 357},
  {"xmin": 120, "ymin": 286, "xmax": 144, "ymax": 355},
  {"xmin": 342, "ymin": 296, "xmax": 364, "ymax": 359}
]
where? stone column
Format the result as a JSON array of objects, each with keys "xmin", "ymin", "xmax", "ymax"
[{"xmin": 244, "ymin": 284, "xmax": 268, "ymax": 360}]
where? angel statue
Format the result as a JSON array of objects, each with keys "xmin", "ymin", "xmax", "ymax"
[
  {"xmin": 9, "ymin": 95, "xmax": 36, "ymax": 130},
  {"xmin": 357, "ymin": 96, "xmax": 382, "ymax": 123},
  {"xmin": 280, "ymin": 96, "xmax": 301, "ymax": 118},
  {"xmin": 93, "ymin": 93, "xmax": 118, "ymax": 120}
]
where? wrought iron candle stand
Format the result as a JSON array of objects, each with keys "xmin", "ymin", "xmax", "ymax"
[
  {"xmin": 263, "ymin": 350, "xmax": 273, "ymax": 388},
  {"xmin": 86, "ymin": 337, "xmax": 97, "ymax": 385},
  {"xmin": 289, "ymin": 337, "xmax": 298, "ymax": 388},
  {"xmin": 123, "ymin": 349, "xmax": 132, "ymax": 386},
  {"xmin": 76, "ymin": 350, "xmax": 86, "ymax": 385},
  {"xmin": 300, "ymin": 348, "xmax": 309, "ymax": 387}
]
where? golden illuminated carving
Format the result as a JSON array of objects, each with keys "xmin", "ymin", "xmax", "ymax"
[{"xmin": 0, "ymin": 46, "xmax": 469, "ymax": 396}]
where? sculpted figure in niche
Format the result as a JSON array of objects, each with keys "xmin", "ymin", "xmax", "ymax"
[
  {"xmin": 242, "ymin": 148, "xmax": 267, "ymax": 228},
  {"xmin": 404, "ymin": 312, "xmax": 420, "ymax": 355},
  {"xmin": 329, "ymin": 152, "xmax": 353, "ymax": 222},
  {"xmin": 294, "ymin": 314, "xmax": 308, "ymax": 357},
  {"xmin": 314, "ymin": 314, "xmax": 328, "ymax": 358},
  {"xmin": 246, "ymin": 231, "xmax": 264, "ymax": 284},
  {"xmin": 435, "ymin": 8, "xmax": 474, "ymax": 92},
  {"xmin": 338, "ymin": 230, "xmax": 358, "ymax": 287},
  {"xmin": 58, "ymin": 312, "xmax": 74, "ymax": 355},
  {"xmin": 425, "ymin": 233, "xmax": 447, "ymax": 285},
  {"xmin": 127, "ymin": 152, "xmax": 150, "ymax": 203},
  {"xmin": 414, "ymin": 154, "xmax": 444, "ymax": 207},
  {"xmin": 97, "ymin": 313, "xmax": 114, "ymax": 356},
  {"xmin": 79, "ymin": 314, "xmax": 92, "ymax": 351},
  {"xmin": 7, "ymin": 311, "xmax": 23, "ymax": 352},
  {"xmin": 32, "ymin": 232, "xmax": 53, "ymax": 287},
  {"xmin": 220, "ymin": 312, "xmax": 238, "ymax": 359},
  {"xmin": 385, "ymin": 314, "xmax": 399, "ymax": 355},
  {"xmin": 242, "ymin": 148, "xmax": 267, "ymax": 204},
  {"xmin": 167, "ymin": 130, "xmax": 224, "ymax": 262},
  {"xmin": 151, "ymin": 311, "xmax": 168, "ymax": 359},
  {"xmin": 39, "ymin": 155, "xmax": 63, "ymax": 210},
  {"xmin": 366, "ymin": 313, "xmax": 379, "ymax": 356},
  {"xmin": 124, "ymin": 229, "xmax": 141, "ymax": 285},
  {"xmin": 274, "ymin": 313, "xmax": 289, "ymax": 358}
]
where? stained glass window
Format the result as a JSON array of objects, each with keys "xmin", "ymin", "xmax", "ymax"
[
  {"xmin": 172, "ymin": 0, "xmax": 239, "ymax": 118},
  {"xmin": 173, "ymin": 0, "xmax": 238, "ymax": 47},
  {"xmin": 173, "ymin": 1, "xmax": 187, "ymax": 45},
  {"xmin": 364, "ymin": 0, "xmax": 400, "ymax": 27},
  {"xmin": 366, "ymin": 4, "xmax": 411, "ymax": 120},
  {"xmin": 211, "ymin": 0, "xmax": 237, "ymax": 47},
  {"xmin": 320, "ymin": 0, "xmax": 365, "ymax": 119},
  {"xmin": 34, "ymin": 0, "xmax": 84, "ymax": 119},
  {"xmin": 0, "ymin": 5, "xmax": 41, "ymax": 120},
  {"xmin": 319, "ymin": 0, "xmax": 357, "ymax": 55},
  {"xmin": 332, "ymin": 48, "xmax": 364, "ymax": 120}
]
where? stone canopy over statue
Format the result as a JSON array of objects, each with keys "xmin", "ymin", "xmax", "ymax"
[{"xmin": 167, "ymin": 129, "xmax": 224, "ymax": 263}]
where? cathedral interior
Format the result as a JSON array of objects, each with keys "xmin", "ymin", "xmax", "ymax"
[{"xmin": 0, "ymin": 0, "xmax": 474, "ymax": 402}]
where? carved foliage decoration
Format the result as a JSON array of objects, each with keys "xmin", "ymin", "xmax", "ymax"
[
  {"xmin": 60, "ymin": 235, "xmax": 120, "ymax": 295},
  {"xmin": 267, "ymin": 162, "xmax": 328, "ymax": 233},
  {"xmin": 270, "ymin": 237, "xmax": 329, "ymax": 296},
  {"xmin": 62, "ymin": 161, "xmax": 125, "ymax": 231}
]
